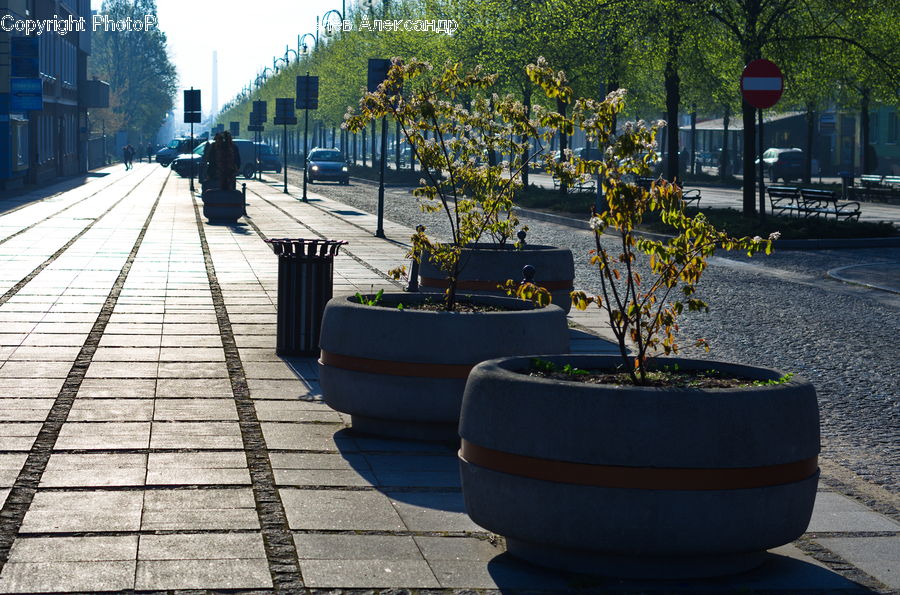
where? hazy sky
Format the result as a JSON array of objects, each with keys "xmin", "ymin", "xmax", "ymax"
[{"xmin": 92, "ymin": 0, "xmax": 336, "ymax": 115}]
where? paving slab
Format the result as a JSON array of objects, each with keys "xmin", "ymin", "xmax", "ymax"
[
  {"xmin": 817, "ymin": 536, "xmax": 900, "ymax": 590},
  {"xmin": 0, "ymin": 165, "xmax": 894, "ymax": 594},
  {"xmin": 807, "ymin": 491, "xmax": 900, "ymax": 533}
]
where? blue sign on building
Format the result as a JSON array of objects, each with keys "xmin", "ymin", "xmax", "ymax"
[{"xmin": 10, "ymin": 78, "xmax": 43, "ymax": 112}]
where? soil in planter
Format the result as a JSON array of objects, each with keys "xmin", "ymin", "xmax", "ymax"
[
  {"xmin": 527, "ymin": 358, "xmax": 793, "ymax": 389},
  {"xmin": 353, "ymin": 293, "xmax": 508, "ymax": 313}
]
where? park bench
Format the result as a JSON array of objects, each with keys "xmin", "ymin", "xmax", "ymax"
[
  {"xmin": 798, "ymin": 188, "xmax": 861, "ymax": 222},
  {"xmin": 551, "ymin": 176, "xmax": 597, "ymax": 193},
  {"xmin": 850, "ymin": 175, "xmax": 900, "ymax": 203},
  {"xmin": 636, "ymin": 177, "xmax": 701, "ymax": 208},
  {"xmin": 767, "ymin": 186, "xmax": 804, "ymax": 217}
]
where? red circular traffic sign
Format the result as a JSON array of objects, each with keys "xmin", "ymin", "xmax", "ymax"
[{"xmin": 741, "ymin": 59, "xmax": 784, "ymax": 109}]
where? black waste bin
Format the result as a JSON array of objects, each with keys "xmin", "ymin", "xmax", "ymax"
[{"xmin": 266, "ymin": 238, "xmax": 347, "ymax": 356}]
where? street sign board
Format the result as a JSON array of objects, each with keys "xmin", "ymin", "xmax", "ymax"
[
  {"xmin": 248, "ymin": 124, "xmax": 264, "ymax": 132},
  {"xmin": 10, "ymin": 78, "xmax": 43, "ymax": 111},
  {"xmin": 230, "ymin": 121, "xmax": 240, "ymax": 137},
  {"xmin": 367, "ymin": 58, "xmax": 391, "ymax": 93},
  {"xmin": 275, "ymin": 97, "xmax": 297, "ymax": 125},
  {"xmin": 819, "ymin": 113, "xmax": 836, "ymax": 133},
  {"xmin": 184, "ymin": 111, "xmax": 201, "ymax": 124},
  {"xmin": 184, "ymin": 89, "xmax": 201, "ymax": 113},
  {"xmin": 295, "ymin": 75, "xmax": 319, "ymax": 110},
  {"xmin": 253, "ymin": 100, "xmax": 267, "ymax": 121},
  {"xmin": 740, "ymin": 59, "xmax": 783, "ymax": 109},
  {"xmin": 11, "ymin": 37, "xmax": 39, "ymax": 78}
]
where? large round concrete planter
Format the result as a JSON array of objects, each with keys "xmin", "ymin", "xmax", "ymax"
[
  {"xmin": 459, "ymin": 355, "xmax": 820, "ymax": 579},
  {"xmin": 201, "ymin": 188, "xmax": 244, "ymax": 223},
  {"xmin": 319, "ymin": 294, "xmax": 569, "ymax": 441},
  {"xmin": 418, "ymin": 244, "xmax": 575, "ymax": 312}
]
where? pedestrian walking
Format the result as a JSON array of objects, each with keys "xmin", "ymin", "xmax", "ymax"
[
  {"xmin": 146, "ymin": 143, "xmax": 155, "ymax": 163},
  {"xmin": 123, "ymin": 144, "xmax": 135, "ymax": 170}
]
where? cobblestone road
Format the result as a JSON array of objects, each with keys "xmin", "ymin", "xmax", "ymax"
[{"xmin": 292, "ymin": 171, "xmax": 900, "ymax": 496}]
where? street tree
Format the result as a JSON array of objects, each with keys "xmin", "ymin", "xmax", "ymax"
[{"xmin": 89, "ymin": 0, "xmax": 177, "ymax": 142}]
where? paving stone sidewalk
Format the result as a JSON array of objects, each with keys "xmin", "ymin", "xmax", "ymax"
[{"xmin": 0, "ymin": 165, "xmax": 894, "ymax": 592}]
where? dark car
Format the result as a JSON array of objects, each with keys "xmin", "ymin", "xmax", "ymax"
[
  {"xmin": 253, "ymin": 143, "xmax": 282, "ymax": 178},
  {"xmin": 171, "ymin": 139, "xmax": 282, "ymax": 180},
  {"xmin": 756, "ymin": 148, "xmax": 804, "ymax": 183},
  {"xmin": 156, "ymin": 138, "xmax": 199, "ymax": 167},
  {"xmin": 306, "ymin": 148, "xmax": 350, "ymax": 184},
  {"xmin": 170, "ymin": 142, "xmax": 205, "ymax": 177}
]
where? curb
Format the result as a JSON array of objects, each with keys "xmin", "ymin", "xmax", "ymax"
[
  {"xmin": 515, "ymin": 206, "xmax": 900, "ymax": 250},
  {"xmin": 826, "ymin": 262, "xmax": 900, "ymax": 294}
]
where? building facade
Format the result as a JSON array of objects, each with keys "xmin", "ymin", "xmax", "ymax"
[{"xmin": 0, "ymin": 0, "xmax": 92, "ymax": 191}]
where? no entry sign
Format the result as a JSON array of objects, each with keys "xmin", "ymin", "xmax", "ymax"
[{"xmin": 741, "ymin": 59, "xmax": 783, "ymax": 109}]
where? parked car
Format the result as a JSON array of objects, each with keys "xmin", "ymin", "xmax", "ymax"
[
  {"xmin": 756, "ymin": 148, "xmax": 804, "ymax": 183},
  {"xmin": 306, "ymin": 148, "xmax": 350, "ymax": 184},
  {"xmin": 170, "ymin": 142, "xmax": 205, "ymax": 177},
  {"xmin": 170, "ymin": 139, "xmax": 283, "ymax": 180},
  {"xmin": 253, "ymin": 142, "xmax": 282, "ymax": 178},
  {"xmin": 156, "ymin": 138, "xmax": 199, "ymax": 167}
]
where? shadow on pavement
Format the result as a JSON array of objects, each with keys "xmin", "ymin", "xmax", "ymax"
[{"xmin": 482, "ymin": 549, "xmax": 873, "ymax": 592}]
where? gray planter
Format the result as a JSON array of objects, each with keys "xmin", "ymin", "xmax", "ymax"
[
  {"xmin": 459, "ymin": 355, "xmax": 820, "ymax": 579},
  {"xmin": 418, "ymin": 244, "xmax": 575, "ymax": 312},
  {"xmin": 201, "ymin": 188, "xmax": 244, "ymax": 223},
  {"xmin": 319, "ymin": 293, "xmax": 569, "ymax": 442}
]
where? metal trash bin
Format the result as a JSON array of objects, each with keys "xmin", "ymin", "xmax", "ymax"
[{"xmin": 265, "ymin": 238, "xmax": 348, "ymax": 356}]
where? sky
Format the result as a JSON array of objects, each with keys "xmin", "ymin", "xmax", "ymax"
[{"xmin": 91, "ymin": 0, "xmax": 338, "ymax": 116}]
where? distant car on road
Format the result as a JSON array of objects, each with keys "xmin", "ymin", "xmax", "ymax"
[
  {"xmin": 156, "ymin": 138, "xmax": 199, "ymax": 167},
  {"xmin": 169, "ymin": 139, "xmax": 283, "ymax": 180},
  {"xmin": 170, "ymin": 142, "xmax": 205, "ymax": 178},
  {"xmin": 756, "ymin": 148, "xmax": 804, "ymax": 183},
  {"xmin": 306, "ymin": 148, "xmax": 350, "ymax": 185},
  {"xmin": 252, "ymin": 143, "xmax": 282, "ymax": 179}
]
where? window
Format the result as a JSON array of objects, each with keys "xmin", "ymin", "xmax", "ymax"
[
  {"xmin": 888, "ymin": 112, "xmax": 898, "ymax": 144},
  {"xmin": 869, "ymin": 112, "xmax": 879, "ymax": 144}
]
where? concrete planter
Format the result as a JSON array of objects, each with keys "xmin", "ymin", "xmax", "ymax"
[
  {"xmin": 201, "ymin": 188, "xmax": 244, "ymax": 223},
  {"xmin": 459, "ymin": 355, "xmax": 820, "ymax": 579},
  {"xmin": 418, "ymin": 244, "xmax": 575, "ymax": 312},
  {"xmin": 319, "ymin": 293, "xmax": 569, "ymax": 441}
]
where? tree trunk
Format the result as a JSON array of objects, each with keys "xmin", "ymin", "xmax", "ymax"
[
  {"xmin": 860, "ymin": 88, "xmax": 871, "ymax": 174},
  {"xmin": 557, "ymin": 96, "xmax": 568, "ymax": 196},
  {"xmin": 522, "ymin": 85, "xmax": 532, "ymax": 188},
  {"xmin": 690, "ymin": 106, "xmax": 697, "ymax": 175},
  {"xmin": 664, "ymin": 33, "xmax": 680, "ymax": 182},
  {"xmin": 804, "ymin": 103, "xmax": 814, "ymax": 183},
  {"xmin": 395, "ymin": 120, "xmax": 401, "ymax": 171},
  {"xmin": 371, "ymin": 120, "xmax": 377, "ymax": 168},
  {"xmin": 719, "ymin": 105, "xmax": 730, "ymax": 178},
  {"xmin": 362, "ymin": 127, "xmax": 367, "ymax": 167}
]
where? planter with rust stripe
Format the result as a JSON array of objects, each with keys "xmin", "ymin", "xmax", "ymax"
[
  {"xmin": 458, "ymin": 354, "xmax": 820, "ymax": 579},
  {"xmin": 418, "ymin": 243, "xmax": 575, "ymax": 312},
  {"xmin": 319, "ymin": 293, "xmax": 569, "ymax": 441}
]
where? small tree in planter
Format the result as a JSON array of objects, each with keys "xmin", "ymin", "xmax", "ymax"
[
  {"xmin": 343, "ymin": 58, "xmax": 571, "ymax": 311},
  {"xmin": 321, "ymin": 59, "xmax": 577, "ymax": 441},
  {"xmin": 457, "ymin": 61, "xmax": 818, "ymax": 579},
  {"xmin": 519, "ymin": 59, "xmax": 779, "ymax": 382}
]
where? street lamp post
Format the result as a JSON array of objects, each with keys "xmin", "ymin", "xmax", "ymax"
[{"xmin": 298, "ymin": 33, "xmax": 317, "ymax": 58}]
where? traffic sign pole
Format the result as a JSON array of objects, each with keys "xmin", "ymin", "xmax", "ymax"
[
  {"xmin": 741, "ymin": 59, "xmax": 783, "ymax": 223},
  {"xmin": 758, "ymin": 108, "xmax": 765, "ymax": 223}
]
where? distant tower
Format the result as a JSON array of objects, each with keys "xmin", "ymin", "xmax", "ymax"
[{"xmin": 211, "ymin": 51, "xmax": 219, "ymax": 119}]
